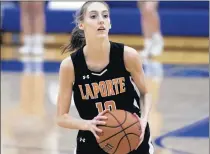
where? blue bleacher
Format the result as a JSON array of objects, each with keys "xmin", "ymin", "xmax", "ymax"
[
  {"xmin": 1, "ymin": 1, "xmax": 209, "ymax": 36},
  {"xmin": 106, "ymin": 1, "xmax": 209, "ymax": 10}
]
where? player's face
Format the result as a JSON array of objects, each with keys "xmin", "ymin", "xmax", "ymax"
[{"xmin": 81, "ymin": 2, "xmax": 111, "ymax": 39}]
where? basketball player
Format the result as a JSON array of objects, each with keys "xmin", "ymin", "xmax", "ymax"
[
  {"xmin": 57, "ymin": 1, "xmax": 153, "ymax": 154},
  {"xmin": 138, "ymin": 1, "xmax": 164, "ymax": 58}
]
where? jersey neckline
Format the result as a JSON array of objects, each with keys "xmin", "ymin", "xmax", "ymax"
[{"xmin": 80, "ymin": 41, "xmax": 113, "ymax": 74}]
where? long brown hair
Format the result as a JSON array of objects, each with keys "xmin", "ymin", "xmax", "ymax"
[{"xmin": 62, "ymin": 1, "xmax": 110, "ymax": 54}]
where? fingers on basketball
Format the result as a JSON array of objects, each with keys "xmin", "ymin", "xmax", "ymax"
[
  {"xmin": 99, "ymin": 109, "xmax": 109, "ymax": 116},
  {"xmin": 91, "ymin": 128, "xmax": 100, "ymax": 140},
  {"xmin": 94, "ymin": 120, "xmax": 106, "ymax": 126},
  {"xmin": 133, "ymin": 113, "xmax": 139, "ymax": 120},
  {"xmin": 95, "ymin": 116, "xmax": 108, "ymax": 121},
  {"xmin": 97, "ymin": 110, "xmax": 142, "ymax": 154}
]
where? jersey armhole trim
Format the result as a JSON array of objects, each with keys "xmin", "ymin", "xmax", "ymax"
[{"xmin": 122, "ymin": 46, "xmax": 131, "ymax": 76}]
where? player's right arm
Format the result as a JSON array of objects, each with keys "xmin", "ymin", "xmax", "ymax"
[{"xmin": 56, "ymin": 57, "xmax": 107, "ymax": 139}]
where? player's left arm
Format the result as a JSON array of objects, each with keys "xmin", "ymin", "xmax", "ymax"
[
  {"xmin": 124, "ymin": 46, "xmax": 152, "ymax": 121},
  {"xmin": 124, "ymin": 46, "xmax": 152, "ymax": 147}
]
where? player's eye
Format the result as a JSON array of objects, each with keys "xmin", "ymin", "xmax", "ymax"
[
  {"xmin": 90, "ymin": 14, "xmax": 97, "ymax": 19},
  {"xmin": 103, "ymin": 14, "xmax": 109, "ymax": 18}
]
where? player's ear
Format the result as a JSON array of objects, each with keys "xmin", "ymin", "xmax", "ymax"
[
  {"xmin": 78, "ymin": 23, "xmax": 84, "ymax": 30},
  {"xmin": 109, "ymin": 24, "xmax": 112, "ymax": 29}
]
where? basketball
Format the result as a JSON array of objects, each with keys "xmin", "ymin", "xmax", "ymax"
[{"xmin": 96, "ymin": 110, "xmax": 141, "ymax": 154}]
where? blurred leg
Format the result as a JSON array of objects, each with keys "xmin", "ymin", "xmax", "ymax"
[
  {"xmin": 19, "ymin": 2, "xmax": 33, "ymax": 54},
  {"xmin": 20, "ymin": 2, "xmax": 32, "ymax": 36},
  {"xmin": 142, "ymin": 2, "xmax": 160, "ymax": 37},
  {"xmin": 31, "ymin": 2, "xmax": 45, "ymax": 55},
  {"xmin": 138, "ymin": 1, "xmax": 164, "ymax": 57}
]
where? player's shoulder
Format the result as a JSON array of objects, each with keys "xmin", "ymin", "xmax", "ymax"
[
  {"xmin": 111, "ymin": 42, "xmax": 138, "ymax": 59},
  {"xmin": 60, "ymin": 56, "xmax": 74, "ymax": 72},
  {"xmin": 123, "ymin": 46, "xmax": 142, "ymax": 72},
  {"xmin": 59, "ymin": 56, "xmax": 75, "ymax": 82},
  {"xmin": 124, "ymin": 46, "xmax": 140, "ymax": 62}
]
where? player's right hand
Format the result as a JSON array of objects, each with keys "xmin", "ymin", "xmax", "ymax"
[{"xmin": 85, "ymin": 110, "xmax": 109, "ymax": 140}]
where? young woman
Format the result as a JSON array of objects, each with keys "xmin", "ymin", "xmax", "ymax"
[{"xmin": 57, "ymin": 1, "xmax": 153, "ymax": 154}]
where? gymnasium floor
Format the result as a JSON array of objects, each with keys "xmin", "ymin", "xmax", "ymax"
[{"xmin": 1, "ymin": 34, "xmax": 209, "ymax": 154}]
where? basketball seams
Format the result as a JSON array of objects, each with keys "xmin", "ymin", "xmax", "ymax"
[
  {"xmin": 98, "ymin": 110, "xmax": 127, "ymax": 128},
  {"xmin": 104, "ymin": 111, "xmax": 132, "ymax": 152},
  {"xmin": 111, "ymin": 133, "xmax": 140, "ymax": 154},
  {"xmin": 98, "ymin": 125, "xmax": 125, "ymax": 128},
  {"xmin": 112, "ymin": 133, "xmax": 131, "ymax": 154},
  {"xmin": 99, "ymin": 121, "xmax": 139, "ymax": 144},
  {"xmin": 123, "ymin": 133, "xmax": 140, "ymax": 137}
]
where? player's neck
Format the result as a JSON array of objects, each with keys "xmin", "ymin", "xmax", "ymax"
[{"xmin": 85, "ymin": 38, "xmax": 110, "ymax": 60}]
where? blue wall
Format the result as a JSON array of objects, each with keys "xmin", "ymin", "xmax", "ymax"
[
  {"xmin": 1, "ymin": 1, "xmax": 209, "ymax": 36},
  {"xmin": 106, "ymin": 1, "xmax": 209, "ymax": 9}
]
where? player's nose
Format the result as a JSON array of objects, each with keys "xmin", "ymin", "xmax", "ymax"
[{"xmin": 98, "ymin": 15, "xmax": 105, "ymax": 24}]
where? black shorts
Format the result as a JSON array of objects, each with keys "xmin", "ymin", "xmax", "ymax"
[{"xmin": 75, "ymin": 123, "xmax": 154, "ymax": 154}]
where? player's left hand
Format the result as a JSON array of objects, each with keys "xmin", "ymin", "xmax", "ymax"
[{"xmin": 133, "ymin": 113, "xmax": 147, "ymax": 150}]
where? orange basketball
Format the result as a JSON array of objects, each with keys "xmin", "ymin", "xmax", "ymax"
[{"xmin": 96, "ymin": 110, "xmax": 141, "ymax": 154}]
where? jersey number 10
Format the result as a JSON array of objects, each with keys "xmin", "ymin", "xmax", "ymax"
[{"xmin": 96, "ymin": 101, "xmax": 116, "ymax": 113}]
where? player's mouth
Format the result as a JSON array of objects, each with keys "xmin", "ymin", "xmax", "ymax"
[{"xmin": 97, "ymin": 26, "xmax": 106, "ymax": 31}]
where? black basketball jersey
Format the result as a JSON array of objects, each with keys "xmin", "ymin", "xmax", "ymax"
[{"xmin": 71, "ymin": 41, "xmax": 140, "ymax": 120}]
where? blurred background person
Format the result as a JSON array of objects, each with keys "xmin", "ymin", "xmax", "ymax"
[
  {"xmin": 138, "ymin": 1, "xmax": 164, "ymax": 58},
  {"xmin": 19, "ymin": 2, "xmax": 45, "ymax": 55}
]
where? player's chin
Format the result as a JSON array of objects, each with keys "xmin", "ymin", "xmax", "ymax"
[{"xmin": 96, "ymin": 33, "xmax": 108, "ymax": 39}]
